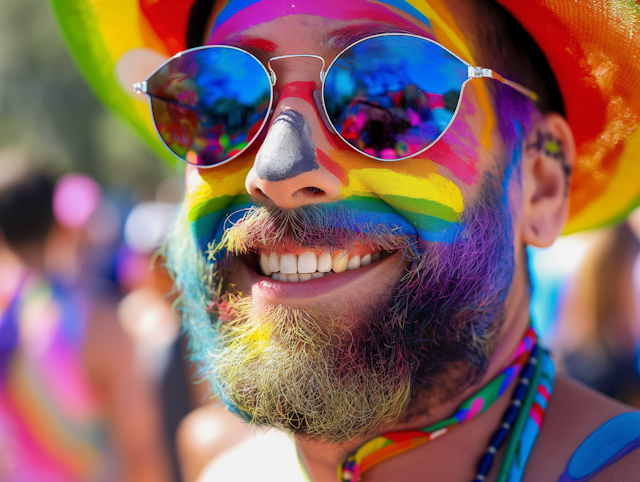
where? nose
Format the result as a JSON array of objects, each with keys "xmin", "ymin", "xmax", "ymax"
[{"xmin": 245, "ymin": 104, "xmax": 341, "ymax": 210}]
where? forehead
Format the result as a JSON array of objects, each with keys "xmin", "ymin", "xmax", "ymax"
[
  {"xmin": 206, "ymin": 0, "xmax": 481, "ymax": 68},
  {"xmin": 213, "ymin": 0, "xmax": 430, "ymax": 31},
  {"xmin": 208, "ymin": 0, "xmax": 435, "ymax": 42}
]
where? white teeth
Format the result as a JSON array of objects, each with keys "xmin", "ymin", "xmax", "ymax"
[
  {"xmin": 280, "ymin": 254, "xmax": 297, "ymax": 274},
  {"xmin": 268, "ymin": 252, "xmax": 280, "ymax": 273},
  {"xmin": 317, "ymin": 252, "xmax": 332, "ymax": 273},
  {"xmin": 262, "ymin": 249, "xmax": 391, "ymax": 279},
  {"xmin": 360, "ymin": 253, "xmax": 371, "ymax": 266},
  {"xmin": 298, "ymin": 252, "xmax": 317, "ymax": 274},
  {"xmin": 347, "ymin": 255, "xmax": 361, "ymax": 271},
  {"xmin": 332, "ymin": 251, "xmax": 349, "ymax": 273},
  {"xmin": 260, "ymin": 253, "xmax": 272, "ymax": 276}
]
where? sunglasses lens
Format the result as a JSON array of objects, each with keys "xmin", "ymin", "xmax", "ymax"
[
  {"xmin": 324, "ymin": 35, "xmax": 467, "ymax": 160},
  {"xmin": 147, "ymin": 47, "xmax": 272, "ymax": 167}
]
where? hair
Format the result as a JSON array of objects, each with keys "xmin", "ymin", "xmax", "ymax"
[
  {"xmin": 187, "ymin": 0, "xmax": 217, "ymax": 49},
  {"xmin": 0, "ymin": 172, "xmax": 55, "ymax": 248},
  {"xmin": 473, "ymin": 0, "xmax": 564, "ymax": 117},
  {"xmin": 472, "ymin": 0, "xmax": 564, "ymax": 156}
]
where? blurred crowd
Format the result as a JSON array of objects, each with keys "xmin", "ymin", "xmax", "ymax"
[{"xmin": 0, "ymin": 154, "xmax": 262, "ymax": 482}]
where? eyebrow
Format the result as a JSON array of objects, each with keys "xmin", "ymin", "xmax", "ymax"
[
  {"xmin": 324, "ymin": 23, "xmax": 435, "ymax": 52},
  {"xmin": 219, "ymin": 35, "xmax": 277, "ymax": 63}
]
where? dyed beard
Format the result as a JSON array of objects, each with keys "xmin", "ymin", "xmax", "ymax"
[{"xmin": 167, "ymin": 178, "xmax": 515, "ymax": 444}]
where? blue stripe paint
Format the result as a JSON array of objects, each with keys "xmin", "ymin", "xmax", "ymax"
[
  {"xmin": 213, "ymin": 0, "xmax": 262, "ymax": 29},
  {"xmin": 376, "ymin": 0, "xmax": 432, "ymax": 28}
]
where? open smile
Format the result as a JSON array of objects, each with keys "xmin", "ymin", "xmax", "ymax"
[
  {"xmin": 257, "ymin": 247, "xmax": 394, "ymax": 282},
  {"xmin": 233, "ymin": 244, "xmax": 406, "ymax": 303}
]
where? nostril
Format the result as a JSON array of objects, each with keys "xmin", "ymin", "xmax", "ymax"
[
  {"xmin": 297, "ymin": 187, "xmax": 325, "ymax": 197},
  {"xmin": 250, "ymin": 185, "xmax": 268, "ymax": 200}
]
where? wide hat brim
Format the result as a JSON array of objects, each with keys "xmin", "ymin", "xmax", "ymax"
[{"xmin": 50, "ymin": 0, "xmax": 640, "ymax": 234}]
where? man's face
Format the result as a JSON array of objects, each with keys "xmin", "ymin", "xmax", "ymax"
[{"xmin": 174, "ymin": 0, "xmax": 523, "ymax": 442}]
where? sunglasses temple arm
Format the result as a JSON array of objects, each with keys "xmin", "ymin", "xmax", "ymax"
[
  {"xmin": 470, "ymin": 67, "xmax": 539, "ymax": 102},
  {"xmin": 501, "ymin": 78, "xmax": 539, "ymax": 102}
]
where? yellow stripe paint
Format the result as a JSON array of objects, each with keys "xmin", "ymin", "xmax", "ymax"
[
  {"xmin": 186, "ymin": 166, "xmax": 251, "ymax": 207},
  {"xmin": 342, "ymin": 168, "xmax": 464, "ymax": 213}
]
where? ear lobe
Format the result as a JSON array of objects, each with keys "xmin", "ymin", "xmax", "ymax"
[{"xmin": 521, "ymin": 112, "xmax": 575, "ymax": 248}]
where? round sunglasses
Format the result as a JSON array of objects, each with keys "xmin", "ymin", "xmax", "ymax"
[{"xmin": 133, "ymin": 33, "xmax": 537, "ymax": 168}]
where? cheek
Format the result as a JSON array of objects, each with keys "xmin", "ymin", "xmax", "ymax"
[
  {"xmin": 324, "ymin": 88, "xmax": 497, "ymax": 244},
  {"xmin": 319, "ymin": 142, "xmax": 465, "ymax": 243},
  {"xmin": 185, "ymin": 155, "xmax": 254, "ymax": 249}
]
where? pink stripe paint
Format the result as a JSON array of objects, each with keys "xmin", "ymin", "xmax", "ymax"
[{"xmin": 424, "ymin": 140, "xmax": 477, "ymax": 185}]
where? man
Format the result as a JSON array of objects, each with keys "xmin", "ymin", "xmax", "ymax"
[{"xmin": 52, "ymin": 0, "xmax": 640, "ymax": 480}]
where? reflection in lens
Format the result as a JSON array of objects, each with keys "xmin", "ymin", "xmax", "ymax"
[
  {"xmin": 324, "ymin": 36, "xmax": 467, "ymax": 160},
  {"xmin": 147, "ymin": 47, "xmax": 272, "ymax": 166}
]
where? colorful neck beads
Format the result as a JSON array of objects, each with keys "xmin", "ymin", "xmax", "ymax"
[{"xmin": 337, "ymin": 328, "xmax": 538, "ymax": 482}]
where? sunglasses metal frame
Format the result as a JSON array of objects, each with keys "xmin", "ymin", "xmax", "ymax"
[
  {"xmin": 134, "ymin": 45, "xmax": 275, "ymax": 168},
  {"xmin": 134, "ymin": 33, "xmax": 538, "ymax": 167}
]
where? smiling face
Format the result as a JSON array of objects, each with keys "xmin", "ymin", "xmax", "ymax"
[{"xmin": 170, "ymin": 0, "xmax": 537, "ymax": 442}]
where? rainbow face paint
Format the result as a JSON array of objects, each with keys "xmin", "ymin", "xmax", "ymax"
[{"xmin": 185, "ymin": 0, "xmax": 499, "ymax": 253}]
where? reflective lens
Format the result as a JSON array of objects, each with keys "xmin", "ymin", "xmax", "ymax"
[
  {"xmin": 323, "ymin": 35, "xmax": 468, "ymax": 161},
  {"xmin": 147, "ymin": 47, "xmax": 272, "ymax": 167}
]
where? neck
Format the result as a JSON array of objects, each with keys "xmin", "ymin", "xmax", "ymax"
[{"xmin": 295, "ymin": 268, "xmax": 532, "ymax": 482}]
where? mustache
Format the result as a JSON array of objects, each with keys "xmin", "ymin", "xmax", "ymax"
[{"xmin": 219, "ymin": 202, "xmax": 417, "ymax": 256}]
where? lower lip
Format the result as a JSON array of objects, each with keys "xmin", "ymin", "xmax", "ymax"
[{"xmin": 244, "ymin": 256, "xmax": 394, "ymax": 300}]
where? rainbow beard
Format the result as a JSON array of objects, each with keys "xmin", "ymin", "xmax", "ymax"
[{"xmin": 168, "ymin": 178, "xmax": 515, "ymax": 443}]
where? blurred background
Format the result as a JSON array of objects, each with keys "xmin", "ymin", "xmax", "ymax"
[{"xmin": 2, "ymin": 0, "xmax": 640, "ymax": 481}]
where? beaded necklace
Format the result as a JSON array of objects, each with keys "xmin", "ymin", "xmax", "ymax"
[{"xmin": 336, "ymin": 327, "xmax": 541, "ymax": 482}]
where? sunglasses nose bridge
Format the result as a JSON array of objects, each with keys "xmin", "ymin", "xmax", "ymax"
[{"xmin": 267, "ymin": 54, "xmax": 327, "ymax": 86}]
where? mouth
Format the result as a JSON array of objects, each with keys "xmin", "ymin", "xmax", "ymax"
[
  {"xmin": 227, "ymin": 240, "xmax": 407, "ymax": 303},
  {"xmin": 257, "ymin": 247, "xmax": 394, "ymax": 282}
]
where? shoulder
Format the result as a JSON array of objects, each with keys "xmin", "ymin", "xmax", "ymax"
[
  {"xmin": 195, "ymin": 427, "xmax": 306, "ymax": 482},
  {"xmin": 524, "ymin": 375, "xmax": 640, "ymax": 481}
]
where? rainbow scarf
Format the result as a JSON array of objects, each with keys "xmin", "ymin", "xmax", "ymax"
[{"xmin": 337, "ymin": 327, "xmax": 537, "ymax": 482}]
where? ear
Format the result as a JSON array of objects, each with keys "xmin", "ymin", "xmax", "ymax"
[{"xmin": 521, "ymin": 112, "xmax": 575, "ymax": 248}]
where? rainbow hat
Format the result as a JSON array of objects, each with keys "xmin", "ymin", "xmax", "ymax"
[{"xmin": 50, "ymin": 0, "xmax": 640, "ymax": 233}]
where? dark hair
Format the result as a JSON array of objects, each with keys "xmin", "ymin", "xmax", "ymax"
[
  {"xmin": 187, "ymin": 0, "xmax": 217, "ymax": 49},
  {"xmin": 474, "ymin": 0, "xmax": 564, "ymax": 117},
  {"xmin": 0, "ymin": 173, "xmax": 55, "ymax": 247}
]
